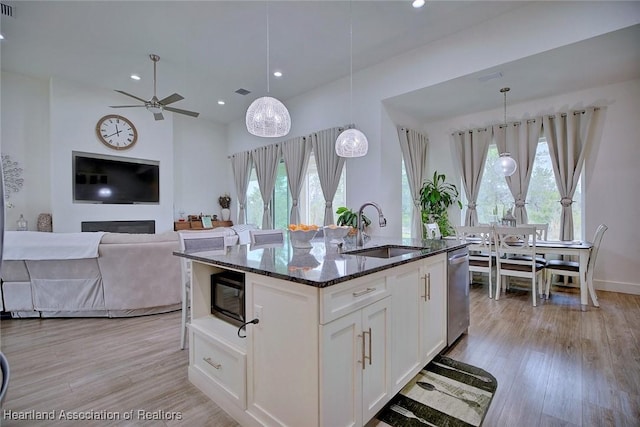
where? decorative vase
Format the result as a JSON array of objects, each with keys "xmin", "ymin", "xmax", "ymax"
[
  {"xmin": 221, "ymin": 208, "xmax": 231, "ymax": 222},
  {"xmin": 17, "ymin": 214, "xmax": 28, "ymax": 231}
]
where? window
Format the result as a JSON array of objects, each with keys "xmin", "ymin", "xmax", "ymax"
[
  {"xmin": 472, "ymin": 137, "xmax": 582, "ymax": 240},
  {"xmin": 401, "ymin": 160, "xmax": 413, "ymax": 238},
  {"xmin": 246, "ymin": 152, "xmax": 346, "ymax": 228}
]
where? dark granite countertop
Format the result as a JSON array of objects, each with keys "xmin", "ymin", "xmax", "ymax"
[{"xmin": 175, "ymin": 235, "xmax": 467, "ymax": 288}]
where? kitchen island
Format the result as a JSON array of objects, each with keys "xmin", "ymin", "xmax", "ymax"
[{"xmin": 175, "ymin": 236, "xmax": 466, "ymax": 427}]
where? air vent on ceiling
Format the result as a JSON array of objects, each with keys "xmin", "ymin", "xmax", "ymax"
[
  {"xmin": 235, "ymin": 88, "xmax": 251, "ymax": 96},
  {"xmin": 478, "ymin": 71, "xmax": 503, "ymax": 83},
  {"xmin": 1, "ymin": 2, "xmax": 15, "ymax": 18}
]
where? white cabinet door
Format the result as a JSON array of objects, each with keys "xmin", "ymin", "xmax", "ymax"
[
  {"xmin": 389, "ymin": 264, "xmax": 422, "ymax": 394},
  {"xmin": 361, "ymin": 297, "xmax": 391, "ymax": 422},
  {"xmin": 419, "ymin": 254, "xmax": 447, "ymax": 364},
  {"xmin": 320, "ymin": 297, "xmax": 391, "ymax": 427},
  {"xmin": 320, "ymin": 309, "xmax": 361, "ymax": 427}
]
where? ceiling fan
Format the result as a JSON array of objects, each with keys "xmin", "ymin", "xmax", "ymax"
[{"xmin": 110, "ymin": 54, "xmax": 199, "ymax": 121}]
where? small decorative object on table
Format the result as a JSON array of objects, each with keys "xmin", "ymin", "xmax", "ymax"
[
  {"xmin": 219, "ymin": 193, "xmax": 232, "ymax": 221},
  {"xmin": 37, "ymin": 213, "xmax": 53, "ymax": 232},
  {"xmin": 323, "ymin": 225, "xmax": 351, "ymax": 246},
  {"xmin": 17, "ymin": 214, "xmax": 28, "ymax": 231},
  {"xmin": 288, "ymin": 224, "xmax": 319, "ymax": 249}
]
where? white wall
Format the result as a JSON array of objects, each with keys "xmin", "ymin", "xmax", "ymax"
[
  {"xmin": 1, "ymin": 71, "xmax": 231, "ymax": 233},
  {"xmin": 0, "ymin": 72, "xmax": 50, "ymax": 230}
]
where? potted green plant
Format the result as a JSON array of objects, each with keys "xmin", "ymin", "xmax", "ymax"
[
  {"xmin": 419, "ymin": 171, "xmax": 462, "ymax": 237},
  {"xmin": 336, "ymin": 206, "xmax": 370, "ymax": 235}
]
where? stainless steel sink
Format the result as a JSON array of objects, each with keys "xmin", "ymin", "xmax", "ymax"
[{"xmin": 344, "ymin": 245, "xmax": 424, "ymax": 259}]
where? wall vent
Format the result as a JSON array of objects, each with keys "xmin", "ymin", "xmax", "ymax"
[
  {"xmin": 477, "ymin": 71, "xmax": 503, "ymax": 83},
  {"xmin": 235, "ymin": 88, "xmax": 251, "ymax": 96},
  {"xmin": 1, "ymin": 2, "xmax": 14, "ymax": 18}
]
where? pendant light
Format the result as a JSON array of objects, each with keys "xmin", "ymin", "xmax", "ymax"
[
  {"xmin": 335, "ymin": 1, "xmax": 368, "ymax": 158},
  {"xmin": 493, "ymin": 87, "xmax": 517, "ymax": 177},
  {"xmin": 246, "ymin": 2, "xmax": 291, "ymax": 138}
]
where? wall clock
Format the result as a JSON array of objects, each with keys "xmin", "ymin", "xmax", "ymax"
[{"xmin": 95, "ymin": 114, "xmax": 138, "ymax": 150}]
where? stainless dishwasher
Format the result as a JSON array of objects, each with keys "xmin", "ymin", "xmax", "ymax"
[{"xmin": 447, "ymin": 246, "xmax": 470, "ymax": 346}]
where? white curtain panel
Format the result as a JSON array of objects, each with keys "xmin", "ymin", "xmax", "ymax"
[
  {"xmin": 543, "ymin": 108, "xmax": 603, "ymax": 240},
  {"xmin": 251, "ymin": 144, "xmax": 281, "ymax": 229},
  {"xmin": 281, "ymin": 136, "xmax": 312, "ymax": 225},
  {"xmin": 397, "ymin": 126, "xmax": 429, "ymax": 239},
  {"xmin": 311, "ymin": 126, "xmax": 347, "ymax": 226},
  {"xmin": 231, "ymin": 151, "xmax": 253, "ymax": 225},
  {"xmin": 494, "ymin": 118, "xmax": 542, "ymax": 224},
  {"xmin": 451, "ymin": 128, "xmax": 491, "ymax": 226}
]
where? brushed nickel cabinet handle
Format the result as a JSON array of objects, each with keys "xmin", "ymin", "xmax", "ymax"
[
  {"xmin": 203, "ymin": 357, "xmax": 221, "ymax": 370},
  {"xmin": 427, "ymin": 272, "xmax": 431, "ymax": 300},
  {"xmin": 359, "ymin": 333, "xmax": 366, "ymax": 370},
  {"xmin": 422, "ymin": 275, "xmax": 428, "ymax": 301},
  {"xmin": 353, "ymin": 287, "xmax": 376, "ymax": 297},
  {"xmin": 366, "ymin": 327, "xmax": 372, "ymax": 365}
]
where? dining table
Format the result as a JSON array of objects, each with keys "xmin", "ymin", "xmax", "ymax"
[
  {"xmin": 451, "ymin": 235, "xmax": 596, "ymax": 309},
  {"xmin": 533, "ymin": 240, "xmax": 595, "ymax": 309}
]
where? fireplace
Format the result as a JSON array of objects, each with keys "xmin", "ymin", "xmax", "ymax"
[{"xmin": 81, "ymin": 220, "xmax": 156, "ymax": 234}]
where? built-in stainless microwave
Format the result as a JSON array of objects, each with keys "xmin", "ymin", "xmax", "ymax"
[{"xmin": 210, "ymin": 271, "xmax": 245, "ymax": 326}]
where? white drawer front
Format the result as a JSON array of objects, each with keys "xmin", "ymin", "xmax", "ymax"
[
  {"xmin": 320, "ymin": 274, "xmax": 388, "ymax": 324},
  {"xmin": 193, "ymin": 331, "xmax": 246, "ymax": 408}
]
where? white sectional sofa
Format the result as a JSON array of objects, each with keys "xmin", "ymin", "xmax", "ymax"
[{"xmin": 1, "ymin": 231, "xmax": 182, "ymax": 318}]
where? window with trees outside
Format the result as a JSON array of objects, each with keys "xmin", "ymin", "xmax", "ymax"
[
  {"xmin": 470, "ymin": 137, "xmax": 582, "ymax": 240},
  {"xmin": 246, "ymin": 152, "xmax": 346, "ymax": 229}
]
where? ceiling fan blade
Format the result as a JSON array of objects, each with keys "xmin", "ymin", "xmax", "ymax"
[
  {"xmin": 114, "ymin": 90, "xmax": 148, "ymax": 103},
  {"xmin": 164, "ymin": 106, "xmax": 200, "ymax": 118},
  {"xmin": 154, "ymin": 112, "xmax": 165, "ymax": 121},
  {"xmin": 110, "ymin": 105, "xmax": 145, "ymax": 108},
  {"xmin": 158, "ymin": 93, "xmax": 184, "ymax": 106}
]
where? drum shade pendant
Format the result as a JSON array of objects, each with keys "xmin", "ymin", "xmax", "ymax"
[
  {"xmin": 246, "ymin": 3, "xmax": 291, "ymax": 138},
  {"xmin": 336, "ymin": 1, "xmax": 368, "ymax": 157},
  {"xmin": 494, "ymin": 87, "xmax": 517, "ymax": 177}
]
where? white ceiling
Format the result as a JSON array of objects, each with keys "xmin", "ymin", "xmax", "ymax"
[{"xmin": 1, "ymin": 1, "xmax": 639, "ymax": 124}]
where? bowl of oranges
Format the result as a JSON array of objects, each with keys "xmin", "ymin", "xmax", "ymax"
[{"xmin": 288, "ymin": 224, "xmax": 320, "ymax": 249}]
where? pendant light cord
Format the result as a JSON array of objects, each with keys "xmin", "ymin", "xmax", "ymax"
[
  {"xmin": 349, "ymin": 0, "xmax": 353, "ymax": 123},
  {"xmin": 266, "ymin": 1, "xmax": 270, "ymax": 94}
]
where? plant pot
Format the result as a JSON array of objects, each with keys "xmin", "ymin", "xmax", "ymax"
[{"xmin": 221, "ymin": 208, "xmax": 231, "ymax": 221}]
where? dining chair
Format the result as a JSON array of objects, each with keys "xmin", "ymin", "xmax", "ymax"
[
  {"xmin": 518, "ymin": 223, "xmax": 549, "ymax": 241},
  {"xmin": 544, "ymin": 224, "xmax": 608, "ymax": 301},
  {"xmin": 178, "ymin": 230, "xmax": 228, "ymax": 350},
  {"xmin": 424, "ymin": 223, "xmax": 441, "ymax": 239},
  {"xmin": 510, "ymin": 223, "xmax": 549, "ymax": 264},
  {"xmin": 494, "ymin": 226, "xmax": 545, "ymax": 306},
  {"xmin": 249, "ymin": 229, "xmax": 285, "ymax": 247},
  {"xmin": 455, "ymin": 225, "xmax": 496, "ymax": 298},
  {"xmin": 0, "ymin": 351, "xmax": 10, "ymax": 408}
]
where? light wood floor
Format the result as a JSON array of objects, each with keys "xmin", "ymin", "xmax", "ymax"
[{"xmin": 1, "ymin": 284, "xmax": 639, "ymax": 427}]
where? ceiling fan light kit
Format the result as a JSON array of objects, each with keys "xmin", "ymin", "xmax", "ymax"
[
  {"xmin": 111, "ymin": 54, "xmax": 199, "ymax": 121},
  {"xmin": 494, "ymin": 87, "xmax": 517, "ymax": 177}
]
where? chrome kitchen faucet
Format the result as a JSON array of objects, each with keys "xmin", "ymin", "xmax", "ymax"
[{"xmin": 357, "ymin": 202, "xmax": 387, "ymax": 247}]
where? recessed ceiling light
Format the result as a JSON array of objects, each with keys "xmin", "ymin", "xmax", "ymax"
[
  {"xmin": 273, "ymin": 71, "xmax": 283, "ymax": 78},
  {"xmin": 412, "ymin": 0, "xmax": 425, "ymax": 8},
  {"xmin": 130, "ymin": 74, "xmax": 141, "ymax": 81},
  {"xmin": 0, "ymin": 34, "xmax": 5, "ymax": 40},
  {"xmin": 217, "ymin": 100, "xmax": 225, "ymax": 105}
]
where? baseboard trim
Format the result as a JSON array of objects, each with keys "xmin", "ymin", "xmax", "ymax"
[{"xmin": 594, "ymin": 279, "xmax": 640, "ymax": 295}]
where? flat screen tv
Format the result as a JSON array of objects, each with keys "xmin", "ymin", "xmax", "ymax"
[{"xmin": 73, "ymin": 151, "xmax": 159, "ymax": 204}]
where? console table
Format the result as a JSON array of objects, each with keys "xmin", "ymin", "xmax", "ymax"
[{"xmin": 174, "ymin": 220, "xmax": 233, "ymax": 231}]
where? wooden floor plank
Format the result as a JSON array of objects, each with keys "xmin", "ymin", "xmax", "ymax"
[{"xmin": 2, "ymin": 283, "xmax": 639, "ymax": 426}]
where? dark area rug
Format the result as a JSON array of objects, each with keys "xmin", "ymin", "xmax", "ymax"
[{"xmin": 375, "ymin": 355, "xmax": 497, "ymax": 427}]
